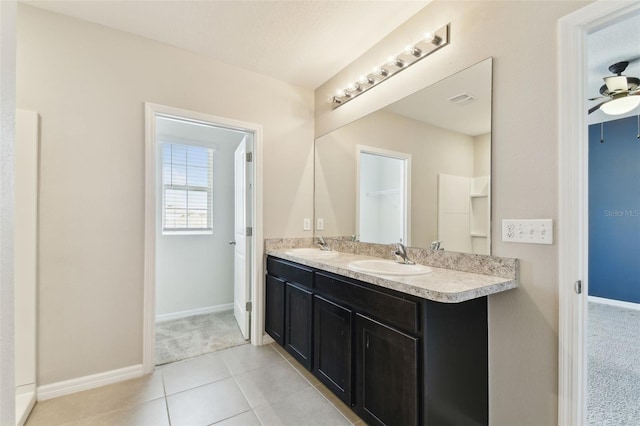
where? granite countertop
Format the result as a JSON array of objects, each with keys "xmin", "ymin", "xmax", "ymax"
[{"xmin": 266, "ymin": 249, "xmax": 518, "ymax": 303}]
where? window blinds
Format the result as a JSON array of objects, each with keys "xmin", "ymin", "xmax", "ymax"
[{"xmin": 162, "ymin": 143, "xmax": 213, "ymax": 233}]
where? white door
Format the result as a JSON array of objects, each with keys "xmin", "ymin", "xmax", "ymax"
[
  {"xmin": 357, "ymin": 146, "xmax": 410, "ymax": 245},
  {"xmin": 233, "ymin": 137, "xmax": 250, "ymax": 339}
]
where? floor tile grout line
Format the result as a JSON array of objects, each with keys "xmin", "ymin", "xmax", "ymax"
[
  {"xmin": 310, "ymin": 384, "xmax": 359, "ymax": 425},
  {"xmin": 269, "ymin": 343, "xmax": 359, "ymax": 424},
  {"xmin": 228, "ymin": 372, "xmax": 262, "ymax": 419},
  {"xmin": 159, "ymin": 369, "xmax": 173, "ymax": 426},
  {"xmin": 205, "ymin": 408, "xmax": 256, "ymax": 426}
]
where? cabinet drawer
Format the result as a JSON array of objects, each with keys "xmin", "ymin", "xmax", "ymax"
[
  {"xmin": 315, "ymin": 272, "xmax": 420, "ymax": 335},
  {"xmin": 267, "ymin": 257, "xmax": 314, "ymax": 289}
]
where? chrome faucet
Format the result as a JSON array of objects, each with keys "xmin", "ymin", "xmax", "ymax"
[
  {"xmin": 393, "ymin": 243, "xmax": 415, "ymax": 265},
  {"xmin": 430, "ymin": 240, "xmax": 443, "ymax": 251},
  {"xmin": 316, "ymin": 236, "xmax": 331, "ymax": 251}
]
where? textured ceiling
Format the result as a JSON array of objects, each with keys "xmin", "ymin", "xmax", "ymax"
[
  {"xmin": 23, "ymin": 0, "xmax": 429, "ymax": 89},
  {"xmin": 587, "ymin": 10, "xmax": 640, "ymax": 122}
]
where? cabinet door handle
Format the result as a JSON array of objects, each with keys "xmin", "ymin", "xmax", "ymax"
[{"xmin": 366, "ymin": 336, "xmax": 370, "ymax": 349}]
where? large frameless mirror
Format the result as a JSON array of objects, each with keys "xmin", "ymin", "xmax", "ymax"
[{"xmin": 314, "ymin": 58, "xmax": 493, "ymax": 254}]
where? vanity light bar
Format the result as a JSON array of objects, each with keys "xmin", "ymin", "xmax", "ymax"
[{"xmin": 331, "ymin": 23, "xmax": 450, "ymax": 108}]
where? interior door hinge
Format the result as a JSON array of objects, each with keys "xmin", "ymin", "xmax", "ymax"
[
  {"xmin": 575, "ymin": 280, "xmax": 582, "ymax": 294},
  {"xmin": 246, "ymin": 152, "xmax": 253, "ymax": 162},
  {"xmin": 246, "ymin": 301, "xmax": 252, "ymax": 311},
  {"xmin": 246, "ymin": 226, "xmax": 253, "ymax": 236}
]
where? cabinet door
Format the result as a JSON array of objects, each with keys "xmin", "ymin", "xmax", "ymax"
[
  {"xmin": 265, "ymin": 275, "xmax": 285, "ymax": 345},
  {"xmin": 355, "ymin": 314, "xmax": 419, "ymax": 426},
  {"xmin": 313, "ymin": 295, "xmax": 352, "ymax": 406},
  {"xmin": 285, "ymin": 283, "xmax": 313, "ymax": 369}
]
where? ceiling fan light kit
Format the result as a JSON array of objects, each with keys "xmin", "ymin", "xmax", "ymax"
[
  {"xmin": 600, "ymin": 96, "xmax": 640, "ymax": 115},
  {"xmin": 589, "ymin": 60, "xmax": 640, "ymax": 115}
]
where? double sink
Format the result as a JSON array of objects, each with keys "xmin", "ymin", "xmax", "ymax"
[{"xmin": 284, "ymin": 248, "xmax": 432, "ymax": 276}]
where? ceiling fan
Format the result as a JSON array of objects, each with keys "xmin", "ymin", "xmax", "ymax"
[{"xmin": 588, "ymin": 61, "xmax": 640, "ymax": 115}]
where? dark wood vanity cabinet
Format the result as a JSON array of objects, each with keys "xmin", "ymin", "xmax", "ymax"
[
  {"xmin": 266, "ymin": 256, "xmax": 314, "ymax": 369},
  {"xmin": 265, "ymin": 256, "xmax": 488, "ymax": 426},
  {"xmin": 285, "ymin": 283, "xmax": 313, "ymax": 369},
  {"xmin": 313, "ymin": 295, "xmax": 352, "ymax": 405},
  {"xmin": 265, "ymin": 275, "xmax": 285, "ymax": 345}
]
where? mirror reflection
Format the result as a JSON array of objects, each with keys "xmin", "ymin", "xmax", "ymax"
[{"xmin": 315, "ymin": 58, "xmax": 492, "ymax": 255}]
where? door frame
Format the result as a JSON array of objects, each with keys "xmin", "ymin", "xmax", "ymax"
[
  {"xmin": 143, "ymin": 102, "xmax": 264, "ymax": 373},
  {"xmin": 355, "ymin": 144, "xmax": 412, "ymax": 245},
  {"xmin": 557, "ymin": 1, "xmax": 640, "ymax": 424}
]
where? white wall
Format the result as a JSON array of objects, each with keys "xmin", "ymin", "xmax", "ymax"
[
  {"xmin": 0, "ymin": 1, "xmax": 16, "ymax": 423},
  {"xmin": 315, "ymin": 1, "xmax": 590, "ymax": 424},
  {"xmin": 16, "ymin": 5, "xmax": 314, "ymax": 386},
  {"xmin": 155, "ymin": 117, "xmax": 242, "ymax": 317}
]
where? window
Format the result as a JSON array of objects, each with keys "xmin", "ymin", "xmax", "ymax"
[{"xmin": 162, "ymin": 143, "xmax": 213, "ymax": 234}]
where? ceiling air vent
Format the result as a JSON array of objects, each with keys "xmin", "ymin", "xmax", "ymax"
[{"xmin": 448, "ymin": 92, "xmax": 476, "ymax": 105}]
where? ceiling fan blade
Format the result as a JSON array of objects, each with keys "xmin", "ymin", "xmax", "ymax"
[
  {"xmin": 588, "ymin": 96, "xmax": 607, "ymax": 101},
  {"xmin": 588, "ymin": 101, "xmax": 607, "ymax": 114}
]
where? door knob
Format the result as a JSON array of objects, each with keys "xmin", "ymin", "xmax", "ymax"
[{"xmin": 229, "ymin": 241, "xmax": 236, "ymax": 245}]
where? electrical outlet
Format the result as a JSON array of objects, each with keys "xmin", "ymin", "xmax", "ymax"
[
  {"xmin": 303, "ymin": 218, "xmax": 311, "ymax": 231},
  {"xmin": 502, "ymin": 219, "xmax": 553, "ymax": 244},
  {"xmin": 316, "ymin": 218, "xmax": 324, "ymax": 230}
]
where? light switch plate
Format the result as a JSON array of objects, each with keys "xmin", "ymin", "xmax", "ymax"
[{"xmin": 502, "ymin": 219, "xmax": 553, "ymax": 244}]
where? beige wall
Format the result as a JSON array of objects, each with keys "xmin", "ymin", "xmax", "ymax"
[
  {"xmin": 315, "ymin": 1, "xmax": 590, "ymax": 424},
  {"xmin": 474, "ymin": 132, "xmax": 491, "ymax": 178},
  {"xmin": 17, "ymin": 5, "xmax": 314, "ymax": 385}
]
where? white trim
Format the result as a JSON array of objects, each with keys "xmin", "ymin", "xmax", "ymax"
[
  {"xmin": 262, "ymin": 334, "xmax": 275, "ymax": 345},
  {"xmin": 0, "ymin": 1, "xmax": 17, "ymax": 424},
  {"xmin": 36, "ymin": 364, "xmax": 144, "ymax": 401},
  {"xmin": 558, "ymin": 2, "xmax": 640, "ymax": 425},
  {"xmin": 588, "ymin": 296, "xmax": 640, "ymax": 311},
  {"xmin": 355, "ymin": 144, "xmax": 412, "ymax": 246},
  {"xmin": 15, "ymin": 385, "xmax": 35, "ymax": 426},
  {"xmin": 144, "ymin": 103, "xmax": 265, "ymax": 375},
  {"xmin": 155, "ymin": 303, "xmax": 233, "ymax": 323}
]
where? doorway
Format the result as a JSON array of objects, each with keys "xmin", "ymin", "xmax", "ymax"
[
  {"xmin": 558, "ymin": 2, "xmax": 640, "ymax": 424},
  {"xmin": 143, "ymin": 103, "xmax": 264, "ymax": 372},
  {"xmin": 356, "ymin": 145, "xmax": 411, "ymax": 245}
]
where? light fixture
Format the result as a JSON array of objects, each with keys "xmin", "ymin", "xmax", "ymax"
[
  {"xmin": 331, "ymin": 23, "xmax": 450, "ymax": 108},
  {"xmin": 599, "ymin": 95, "xmax": 640, "ymax": 115}
]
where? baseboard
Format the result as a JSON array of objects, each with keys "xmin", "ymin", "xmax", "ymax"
[
  {"xmin": 37, "ymin": 364, "xmax": 144, "ymax": 401},
  {"xmin": 589, "ymin": 296, "xmax": 640, "ymax": 311},
  {"xmin": 16, "ymin": 384, "xmax": 36, "ymax": 426},
  {"xmin": 156, "ymin": 303, "xmax": 233, "ymax": 323}
]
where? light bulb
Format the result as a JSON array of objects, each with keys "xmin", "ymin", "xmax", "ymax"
[
  {"xmin": 358, "ymin": 75, "xmax": 373, "ymax": 85},
  {"xmin": 346, "ymin": 83, "xmax": 361, "ymax": 93},
  {"xmin": 335, "ymin": 89, "xmax": 345, "ymax": 98},
  {"xmin": 424, "ymin": 31, "xmax": 442, "ymax": 45},
  {"xmin": 372, "ymin": 67, "xmax": 389, "ymax": 77},
  {"xmin": 404, "ymin": 45, "xmax": 421, "ymax": 57},
  {"xmin": 388, "ymin": 56, "xmax": 404, "ymax": 67}
]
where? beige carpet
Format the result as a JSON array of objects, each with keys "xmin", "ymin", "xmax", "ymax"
[{"xmin": 155, "ymin": 310, "xmax": 247, "ymax": 366}]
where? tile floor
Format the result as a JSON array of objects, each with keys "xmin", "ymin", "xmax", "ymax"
[{"xmin": 25, "ymin": 343, "xmax": 365, "ymax": 426}]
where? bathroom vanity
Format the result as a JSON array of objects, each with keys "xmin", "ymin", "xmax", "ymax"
[{"xmin": 264, "ymin": 248, "xmax": 517, "ymax": 426}]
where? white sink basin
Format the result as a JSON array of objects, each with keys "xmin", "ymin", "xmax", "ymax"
[
  {"xmin": 285, "ymin": 248, "xmax": 339, "ymax": 258},
  {"xmin": 347, "ymin": 259, "xmax": 432, "ymax": 276}
]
